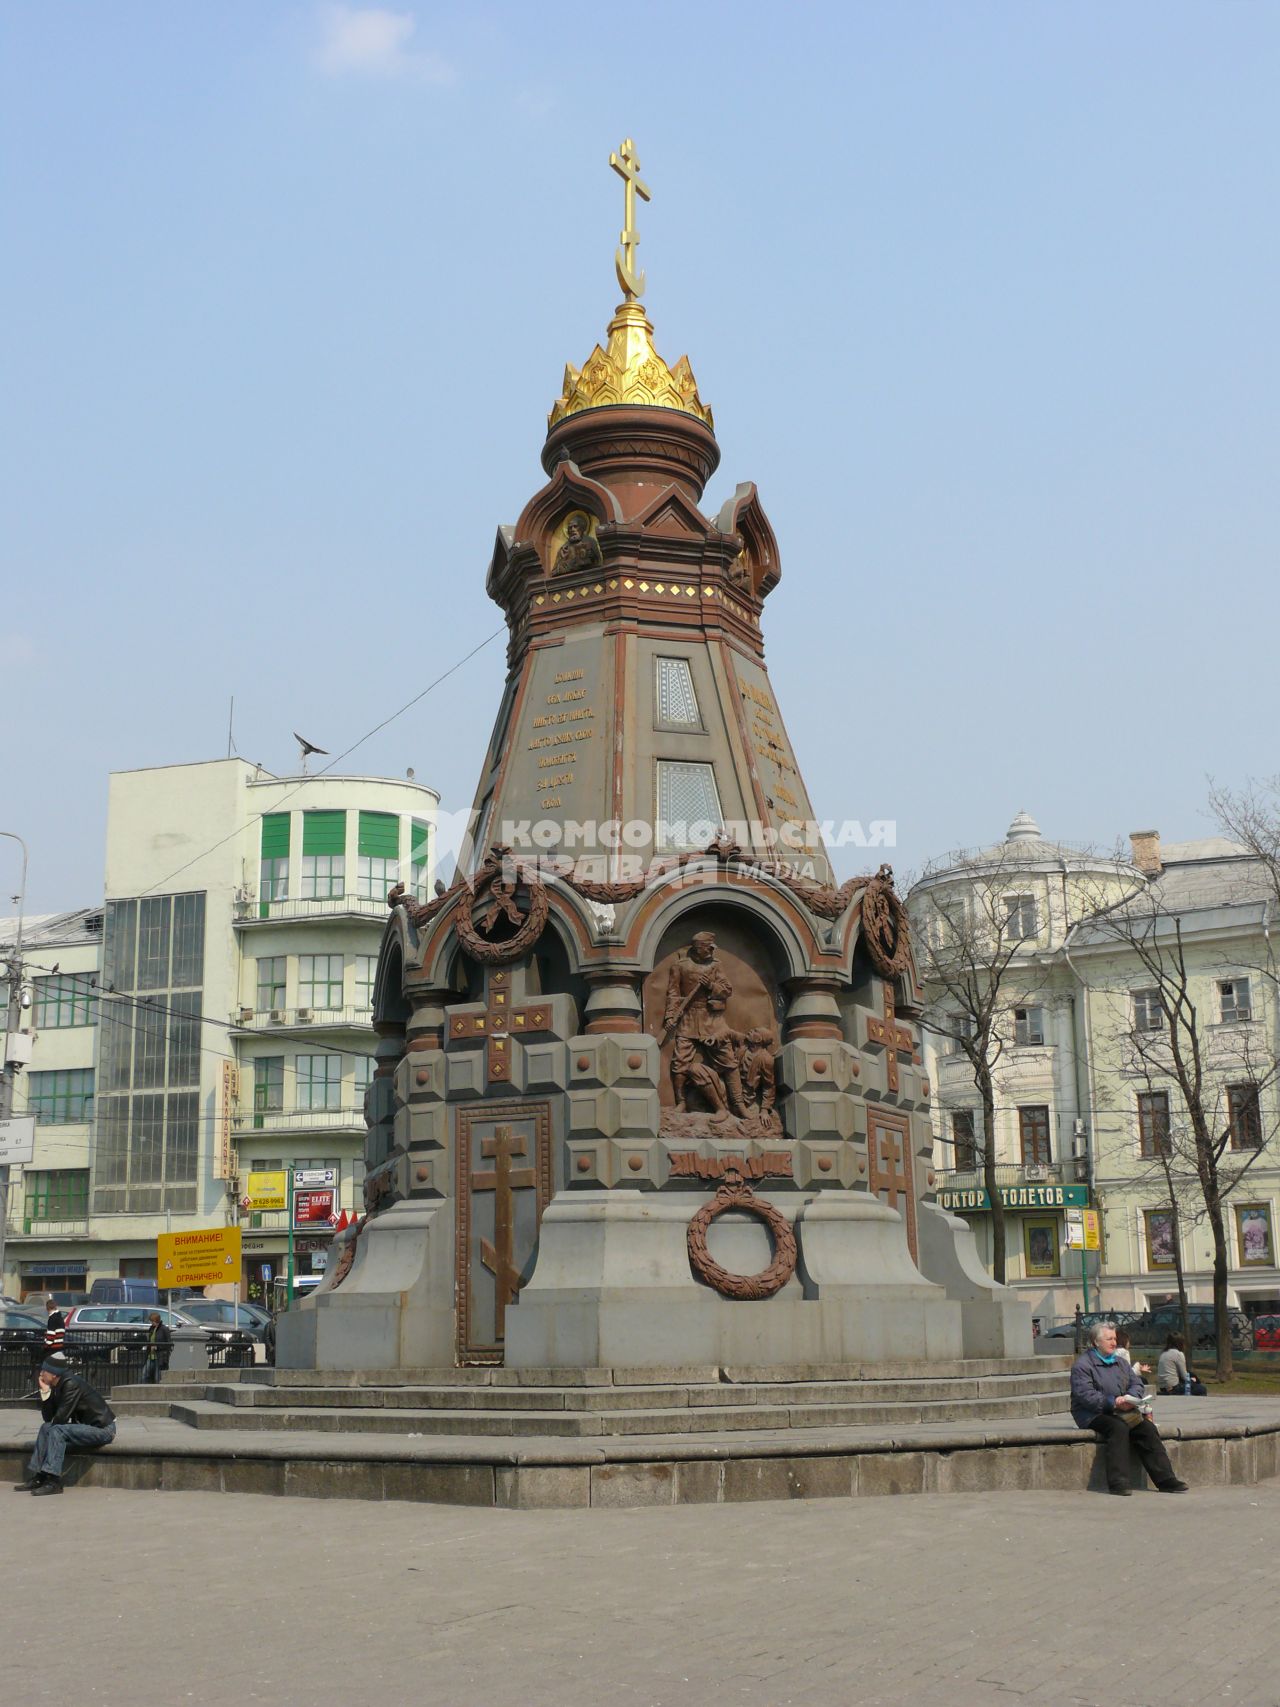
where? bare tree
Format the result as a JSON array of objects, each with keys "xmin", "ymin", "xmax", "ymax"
[
  {"xmin": 1079, "ymin": 873, "xmax": 1279, "ymax": 1379},
  {"xmin": 910, "ymin": 850, "xmax": 1055, "ymax": 1286},
  {"xmin": 1210, "ymin": 776, "xmax": 1280, "ymax": 922}
]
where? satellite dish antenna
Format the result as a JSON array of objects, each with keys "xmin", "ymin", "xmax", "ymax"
[{"xmin": 294, "ymin": 731, "xmax": 329, "ymax": 775}]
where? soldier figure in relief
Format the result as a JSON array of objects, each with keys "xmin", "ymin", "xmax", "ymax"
[{"xmin": 663, "ymin": 932, "xmax": 748, "ymax": 1116}]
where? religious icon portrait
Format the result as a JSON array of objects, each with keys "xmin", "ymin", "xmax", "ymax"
[
  {"xmin": 1144, "ymin": 1208, "xmax": 1177, "ymax": 1269},
  {"xmin": 1236, "ymin": 1203, "xmax": 1273, "ymax": 1267},
  {"xmin": 551, "ymin": 510, "xmax": 603, "ymax": 577},
  {"xmin": 1023, "ymin": 1217, "xmax": 1060, "ymax": 1278}
]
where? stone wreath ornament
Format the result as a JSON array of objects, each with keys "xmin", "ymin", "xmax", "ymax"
[
  {"xmin": 686, "ymin": 1162, "xmax": 798, "ymax": 1300},
  {"xmin": 859, "ymin": 863, "xmax": 912, "ymax": 978},
  {"xmin": 455, "ymin": 847, "xmax": 550, "ymax": 965}
]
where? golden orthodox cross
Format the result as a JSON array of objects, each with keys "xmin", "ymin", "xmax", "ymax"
[
  {"xmin": 473, "ymin": 1124, "xmax": 537, "ymax": 1341},
  {"xmin": 610, "ymin": 137, "xmax": 651, "ymax": 300},
  {"xmin": 865, "ymin": 982, "xmax": 916, "ymax": 1095}
]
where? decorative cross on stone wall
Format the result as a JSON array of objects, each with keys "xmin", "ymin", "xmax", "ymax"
[
  {"xmin": 864, "ymin": 982, "xmax": 916, "ymax": 1095},
  {"xmin": 867, "ymin": 1107, "xmax": 919, "ymax": 1264},
  {"xmin": 447, "ymin": 965, "xmax": 555, "ymax": 1090},
  {"xmin": 472, "ymin": 1124, "xmax": 537, "ymax": 1342}
]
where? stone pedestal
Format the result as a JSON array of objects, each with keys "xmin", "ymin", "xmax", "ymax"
[
  {"xmin": 276, "ymin": 1199, "xmax": 455, "ymax": 1371},
  {"xmin": 504, "ymin": 1191, "xmax": 966, "ymax": 1369}
]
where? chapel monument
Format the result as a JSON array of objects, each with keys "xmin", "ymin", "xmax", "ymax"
[{"xmin": 278, "ymin": 142, "xmax": 1031, "ymax": 1372}]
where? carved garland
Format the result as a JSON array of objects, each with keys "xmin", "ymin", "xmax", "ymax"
[
  {"xmin": 859, "ymin": 864, "xmax": 913, "ymax": 978},
  {"xmin": 454, "ymin": 850, "xmax": 550, "ymax": 966},
  {"xmin": 686, "ymin": 1164, "xmax": 797, "ymax": 1301}
]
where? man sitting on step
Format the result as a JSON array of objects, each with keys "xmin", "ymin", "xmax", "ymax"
[
  {"xmin": 14, "ymin": 1356, "xmax": 117, "ymax": 1496},
  {"xmin": 1070, "ymin": 1322, "xmax": 1188, "ymax": 1497}
]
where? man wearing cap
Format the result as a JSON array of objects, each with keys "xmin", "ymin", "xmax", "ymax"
[{"xmin": 15, "ymin": 1356, "xmax": 117, "ymax": 1495}]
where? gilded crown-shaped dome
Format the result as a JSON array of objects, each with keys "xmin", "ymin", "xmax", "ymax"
[{"xmin": 548, "ymin": 300, "xmax": 713, "ymax": 431}]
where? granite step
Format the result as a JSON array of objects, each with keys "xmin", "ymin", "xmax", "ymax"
[
  {"xmin": 227, "ymin": 1355, "xmax": 1069, "ymax": 1389},
  {"xmin": 120, "ymin": 1370, "xmax": 1067, "ymax": 1414},
  {"xmin": 163, "ymin": 1389, "xmax": 1064, "ymax": 1438}
]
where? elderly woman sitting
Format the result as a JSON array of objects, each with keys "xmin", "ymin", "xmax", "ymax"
[{"xmin": 1070, "ymin": 1321, "xmax": 1190, "ymax": 1496}]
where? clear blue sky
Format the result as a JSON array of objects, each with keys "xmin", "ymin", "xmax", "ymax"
[{"xmin": 3, "ymin": 2, "xmax": 1277, "ymax": 911}]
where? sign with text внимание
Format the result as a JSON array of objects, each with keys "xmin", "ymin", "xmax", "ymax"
[
  {"xmin": 157, "ymin": 1226, "xmax": 242, "ymax": 1288},
  {"xmin": 938, "ymin": 1183, "xmax": 1088, "ymax": 1214}
]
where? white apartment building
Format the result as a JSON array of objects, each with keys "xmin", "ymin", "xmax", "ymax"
[
  {"xmin": 909, "ymin": 814, "xmax": 1280, "ymax": 1328},
  {"xmin": 2, "ymin": 758, "xmax": 438, "ymax": 1303}
]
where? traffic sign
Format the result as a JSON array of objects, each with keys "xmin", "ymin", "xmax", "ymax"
[
  {"xmin": 294, "ymin": 1167, "xmax": 336, "ymax": 1189},
  {"xmin": 157, "ymin": 1225, "xmax": 242, "ymax": 1288},
  {"xmin": 0, "ymin": 1115, "xmax": 36, "ymax": 1166}
]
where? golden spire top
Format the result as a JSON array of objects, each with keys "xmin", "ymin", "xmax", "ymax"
[
  {"xmin": 546, "ymin": 139, "xmax": 713, "ymax": 432},
  {"xmin": 610, "ymin": 137, "xmax": 651, "ymax": 300}
]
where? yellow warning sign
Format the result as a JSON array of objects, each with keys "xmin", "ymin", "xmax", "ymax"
[{"xmin": 157, "ymin": 1225, "xmax": 242, "ymax": 1288}]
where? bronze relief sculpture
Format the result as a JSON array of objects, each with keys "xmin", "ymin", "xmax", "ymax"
[{"xmin": 657, "ymin": 932, "xmax": 781, "ymax": 1139}]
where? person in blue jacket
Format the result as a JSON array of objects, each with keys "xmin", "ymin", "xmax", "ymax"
[{"xmin": 1071, "ymin": 1321, "xmax": 1189, "ymax": 1496}]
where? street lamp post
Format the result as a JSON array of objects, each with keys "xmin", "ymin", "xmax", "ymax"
[{"xmin": 0, "ymin": 832, "xmax": 31, "ymax": 1286}]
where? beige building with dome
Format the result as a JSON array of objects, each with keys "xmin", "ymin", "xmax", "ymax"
[{"xmin": 909, "ymin": 814, "xmax": 1280, "ymax": 1329}]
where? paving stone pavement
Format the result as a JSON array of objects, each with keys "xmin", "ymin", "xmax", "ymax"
[{"xmin": 5, "ymin": 1477, "xmax": 1280, "ymax": 1707}]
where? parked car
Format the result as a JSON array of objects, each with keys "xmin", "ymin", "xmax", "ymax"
[
  {"xmin": 0, "ymin": 1306, "xmax": 46, "ymax": 1345},
  {"xmin": 66, "ymin": 1303, "xmax": 199, "ymax": 1333},
  {"xmin": 176, "ymin": 1298, "xmax": 270, "ymax": 1341},
  {"xmin": 1252, "ymin": 1314, "xmax": 1280, "ymax": 1351},
  {"xmin": 0, "ymin": 1308, "xmax": 52, "ymax": 1388},
  {"xmin": 1041, "ymin": 1310, "xmax": 1147, "ymax": 1340},
  {"xmin": 1131, "ymin": 1304, "xmax": 1252, "ymax": 1353},
  {"xmin": 65, "ymin": 1303, "xmax": 254, "ymax": 1367},
  {"xmin": 87, "ymin": 1279, "xmax": 165, "ymax": 1307}
]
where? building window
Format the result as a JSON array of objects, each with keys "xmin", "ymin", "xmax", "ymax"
[
  {"xmin": 1220, "ymin": 978, "xmax": 1252, "ymax": 1024},
  {"xmin": 252, "ymin": 1058, "xmax": 284, "ymax": 1127},
  {"xmin": 95, "ymin": 893, "xmax": 204, "ymax": 1215},
  {"xmin": 298, "ymin": 955, "xmax": 343, "ymax": 1012},
  {"xmin": 1004, "ymin": 895, "xmax": 1037, "ymax": 940},
  {"xmin": 1228, "ymin": 1083, "xmax": 1262, "ymax": 1150},
  {"xmin": 256, "ymin": 957, "xmax": 286, "ymax": 1014},
  {"xmin": 1137, "ymin": 1090, "xmax": 1172, "ymax": 1157},
  {"xmin": 23, "ymin": 1170, "xmax": 89, "ymax": 1224},
  {"xmin": 354, "ymin": 1056, "xmax": 375, "ymax": 1101},
  {"xmin": 33, "ymin": 974, "xmax": 96, "ymax": 1029},
  {"xmin": 655, "ymin": 657, "xmax": 701, "ymax": 729},
  {"xmin": 355, "ymin": 956, "xmax": 376, "ymax": 1015},
  {"xmin": 296, "ymin": 1054, "xmax": 342, "ymax": 1111},
  {"xmin": 1132, "ymin": 988, "xmax": 1164, "ymax": 1033},
  {"xmin": 410, "ymin": 819, "xmax": 431, "ymax": 902},
  {"xmin": 358, "ymin": 812, "xmax": 400, "ymax": 900},
  {"xmin": 27, "ymin": 1069, "xmax": 95, "ymax": 1125},
  {"xmin": 1013, "ymin": 1006, "xmax": 1045, "ymax": 1047},
  {"xmin": 949, "ymin": 1013, "xmax": 976, "ymax": 1056},
  {"xmin": 1018, "ymin": 1104, "xmax": 1051, "ymax": 1168},
  {"xmin": 259, "ymin": 814, "xmax": 290, "ymax": 916},
  {"xmin": 656, "ymin": 761, "xmax": 723, "ymax": 852},
  {"xmin": 951, "ymin": 1109, "xmax": 977, "ymax": 1171},
  {"xmin": 301, "ymin": 811, "xmax": 346, "ymax": 899}
]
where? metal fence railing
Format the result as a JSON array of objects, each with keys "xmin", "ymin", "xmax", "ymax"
[{"xmin": 0, "ymin": 1332, "xmax": 256, "ymax": 1402}]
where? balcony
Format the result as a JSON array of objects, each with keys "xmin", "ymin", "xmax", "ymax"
[
  {"xmin": 233, "ymin": 1107, "xmax": 367, "ymax": 1136},
  {"xmin": 934, "ymin": 1159, "xmax": 1088, "ymax": 1192},
  {"xmin": 231, "ymin": 1005, "xmax": 375, "ymax": 1035},
  {"xmin": 233, "ymin": 892, "xmax": 393, "ymax": 927},
  {"xmin": 4, "ymin": 1213, "xmax": 91, "ymax": 1241}
]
